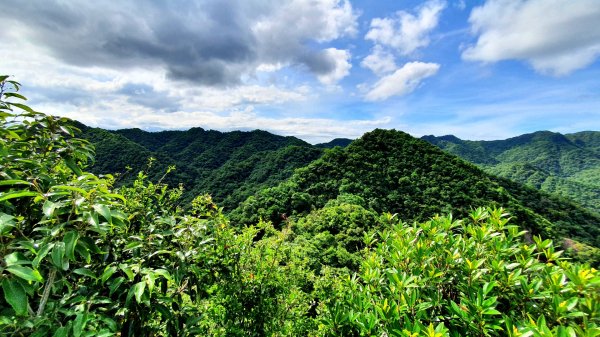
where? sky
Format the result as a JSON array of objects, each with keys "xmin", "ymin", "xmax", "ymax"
[{"xmin": 1, "ymin": 0, "xmax": 599, "ymax": 144}]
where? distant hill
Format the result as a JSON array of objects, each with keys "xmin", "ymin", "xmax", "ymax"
[
  {"xmin": 315, "ymin": 138, "xmax": 353, "ymax": 148},
  {"xmin": 232, "ymin": 129, "xmax": 600, "ymax": 262},
  {"xmin": 422, "ymin": 131, "xmax": 600, "ymax": 213},
  {"xmin": 79, "ymin": 125, "xmax": 324, "ymax": 210}
]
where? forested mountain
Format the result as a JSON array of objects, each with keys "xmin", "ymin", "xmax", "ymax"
[
  {"xmin": 315, "ymin": 138, "xmax": 353, "ymax": 148},
  {"xmin": 79, "ymin": 125, "xmax": 324, "ymax": 210},
  {"xmin": 232, "ymin": 129, "xmax": 600, "ymax": 262},
  {"xmin": 2, "ymin": 78, "xmax": 599, "ymax": 336},
  {"xmin": 422, "ymin": 131, "xmax": 600, "ymax": 213},
  {"xmin": 81, "ymin": 125, "xmax": 600, "ymax": 260}
]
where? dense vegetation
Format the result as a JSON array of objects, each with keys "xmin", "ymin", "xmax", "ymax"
[
  {"xmin": 233, "ymin": 129, "xmax": 600, "ymax": 262},
  {"xmin": 1, "ymin": 77, "xmax": 599, "ymax": 336},
  {"xmin": 423, "ymin": 132, "xmax": 600, "ymax": 214},
  {"xmin": 80, "ymin": 125, "xmax": 324, "ymax": 211}
]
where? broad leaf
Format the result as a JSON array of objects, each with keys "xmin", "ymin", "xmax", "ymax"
[
  {"xmin": 2, "ymin": 279, "xmax": 28, "ymax": 316},
  {"xmin": 6, "ymin": 265, "xmax": 43, "ymax": 282}
]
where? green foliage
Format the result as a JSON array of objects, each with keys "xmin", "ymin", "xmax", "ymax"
[
  {"xmin": 1, "ymin": 77, "xmax": 121, "ymax": 334},
  {"xmin": 233, "ymin": 129, "xmax": 600, "ymax": 265},
  {"xmin": 2, "ymin": 76, "xmax": 599, "ymax": 337},
  {"xmin": 320, "ymin": 207, "xmax": 600, "ymax": 336},
  {"xmin": 0, "ymin": 77, "xmax": 312, "ymax": 336},
  {"xmin": 423, "ymin": 131, "xmax": 600, "ymax": 214},
  {"xmin": 80, "ymin": 125, "xmax": 323, "ymax": 210}
]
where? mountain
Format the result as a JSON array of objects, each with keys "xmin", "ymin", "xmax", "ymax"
[
  {"xmin": 79, "ymin": 125, "xmax": 324, "ymax": 210},
  {"xmin": 315, "ymin": 138, "xmax": 353, "ymax": 148},
  {"xmin": 422, "ymin": 131, "xmax": 600, "ymax": 213},
  {"xmin": 80, "ymin": 125, "xmax": 600, "ymax": 262},
  {"xmin": 232, "ymin": 129, "xmax": 600, "ymax": 263}
]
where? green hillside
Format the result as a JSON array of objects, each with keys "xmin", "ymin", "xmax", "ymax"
[
  {"xmin": 423, "ymin": 131, "xmax": 600, "ymax": 213},
  {"xmin": 2, "ymin": 78, "xmax": 599, "ymax": 336},
  {"xmin": 233, "ymin": 129, "xmax": 600, "ymax": 258},
  {"xmin": 80, "ymin": 125, "xmax": 324, "ymax": 210}
]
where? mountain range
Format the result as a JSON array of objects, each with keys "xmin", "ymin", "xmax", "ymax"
[
  {"xmin": 422, "ymin": 131, "xmax": 600, "ymax": 214},
  {"xmin": 80, "ymin": 125, "xmax": 600, "ymax": 263}
]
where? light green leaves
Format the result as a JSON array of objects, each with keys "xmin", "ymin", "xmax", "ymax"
[{"xmin": 6, "ymin": 265, "xmax": 43, "ymax": 282}]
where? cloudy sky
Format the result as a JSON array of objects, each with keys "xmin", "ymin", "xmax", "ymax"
[{"xmin": 1, "ymin": 0, "xmax": 599, "ymax": 143}]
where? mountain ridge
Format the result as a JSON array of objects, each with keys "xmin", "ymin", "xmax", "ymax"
[
  {"xmin": 423, "ymin": 130, "xmax": 600, "ymax": 213},
  {"xmin": 232, "ymin": 129, "xmax": 600, "ymax": 259}
]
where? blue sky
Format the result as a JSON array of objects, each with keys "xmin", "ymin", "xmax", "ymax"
[{"xmin": 1, "ymin": 0, "xmax": 599, "ymax": 143}]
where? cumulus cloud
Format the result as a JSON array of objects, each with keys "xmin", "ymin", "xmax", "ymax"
[
  {"xmin": 361, "ymin": 45, "xmax": 397, "ymax": 75},
  {"xmin": 365, "ymin": 62, "xmax": 440, "ymax": 101},
  {"xmin": 365, "ymin": 0, "xmax": 446, "ymax": 55},
  {"xmin": 462, "ymin": 0, "xmax": 600, "ymax": 76},
  {"xmin": 0, "ymin": 0, "xmax": 357, "ymax": 86},
  {"xmin": 316, "ymin": 48, "xmax": 352, "ymax": 85}
]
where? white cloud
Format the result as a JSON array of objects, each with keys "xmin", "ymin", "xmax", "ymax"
[
  {"xmin": 252, "ymin": 0, "xmax": 357, "ymax": 44},
  {"xmin": 462, "ymin": 0, "xmax": 600, "ymax": 76},
  {"xmin": 365, "ymin": 62, "xmax": 440, "ymax": 101},
  {"xmin": 361, "ymin": 45, "xmax": 397, "ymax": 75},
  {"xmin": 316, "ymin": 48, "xmax": 352, "ymax": 85},
  {"xmin": 365, "ymin": 0, "xmax": 446, "ymax": 55}
]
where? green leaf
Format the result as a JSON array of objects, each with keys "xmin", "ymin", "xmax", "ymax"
[
  {"xmin": 2, "ymin": 279, "xmax": 28, "ymax": 316},
  {"xmin": 73, "ymin": 268, "xmax": 96, "ymax": 279},
  {"xmin": 53, "ymin": 326, "xmax": 68, "ymax": 337},
  {"xmin": 0, "ymin": 212, "xmax": 16, "ymax": 235},
  {"xmin": 93, "ymin": 204, "xmax": 112, "ymax": 223},
  {"xmin": 4, "ymin": 92, "xmax": 27, "ymax": 100},
  {"xmin": 119, "ymin": 264, "xmax": 134, "ymax": 281},
  {"xmin": 51, "ymin": 185, "xmax": 87, "ymax": 195},
  {"xmin": 64, "ymin": 231, "xmax": 78, "ymax": 260},
  {"xmin": 109, "ymin": 277, "xmax": 125, "ymax": 296},
  {"xmin": 33, "ymin": 243, "xmax": 54, "ymax": 269},
  {"xmin": 6, "ymin": 265, "xmax": 43, "ymax": 282},
  {"xmin": 104, "ymin": 193, "xmax": 126, "ymax": 202},
  {"xmin": 4, "ymin": 252, "xmax": 29, "ymax": 267},
  {"xmin": 101, "ymin": 266, "xmax": 118, "ymax": 284},
  {"xmin": 125, "ymin": 241, "xmax": 143, "ymax": 251},
  {"xmin": 8, "ymin": 102, "xmax": 35, "ymax": 113},
  {"xmin": 43, "ymin": 200, "xmax": 57, "ymax": 217},
  {"xmin": 133, "ymin": 281, "xmax": 146, "ymax": 303},
  {"xmin": 0, "ymin": 190, "xmax": 39, "ymax": 202},
  {"xmin": 153, "ymin": 268, "xmax": 172, "ymax": 281},
  {"xmin": 75, "ymin": 242, "xmax": 91, "ymax": 264},
  {"xmin": 65, "ymin": 157, "xmax": 83, "ymax": 176},
  {"xmin": 482, "ymin": 308, "xmax": 502, "ymax": 315},
  {"xmin": 51, "ymin": 242, "xmax": 69, "ymax": 271},
  {"xmin": 0, "ymin": 179, "xmax": 31, "ymax": 187},
  {"xmin": 73, "ymin": 313, "xmax": 87, "ymax": 337}
]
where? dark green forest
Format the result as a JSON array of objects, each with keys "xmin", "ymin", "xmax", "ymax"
[
  {"xmin": 80, "ymin": 125, "xmax": 324, "ymax": 211},
  {"xmin": 423, "ymin": 132, "xmax": 600, "ymax": 214},
  {"xmin": 1, "ymin": 77, "xmax": 599, "ymax": 336}
]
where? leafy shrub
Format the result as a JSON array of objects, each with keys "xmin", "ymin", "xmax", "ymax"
[
  {"xmin": 0, "ymin": 77, "xmax": 311, "ymax": 336},
  {"xmin": 319, "ymin": 207, "xmax": 600, "ymax": 336}
]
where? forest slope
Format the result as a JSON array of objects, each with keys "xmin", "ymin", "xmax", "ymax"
[
  {"xmin": 233, "ymin": 129, "xmax": 600, "ymax": 256},
  {"xmin": 422, "ymin": 131, "xmax": 600, "ymax": 213},
  {"xmin": 79, "ymin": 125, "xmax": 324, "ymax": 210}
]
